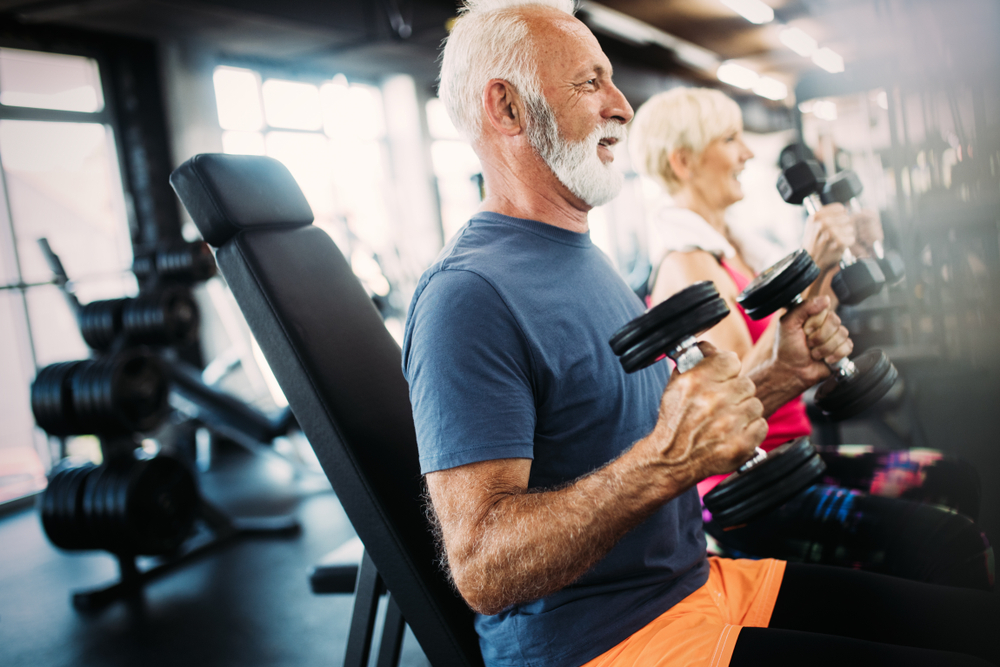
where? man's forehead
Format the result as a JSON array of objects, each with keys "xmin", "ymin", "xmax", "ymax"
[{"xmin": 527, "ymin": 9, "xmax": 613, "ymax": 79}]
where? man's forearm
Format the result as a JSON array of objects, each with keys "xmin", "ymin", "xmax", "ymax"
[
  {"xmin": 746, "ymin": 358, "xmax": 809, "ymax": 417},
  {"xmin": 427, "ymin": 443, "xmax": 689, "ymax": 615}
]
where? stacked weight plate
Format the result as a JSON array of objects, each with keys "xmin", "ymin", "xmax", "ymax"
[{"xmin": 40, "ymin": 456, "xmax": 198, "ymax": 555}]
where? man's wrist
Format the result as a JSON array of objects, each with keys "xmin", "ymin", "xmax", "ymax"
[{"xmin": 747, "ymin": 357, "xmax": 810, "ymax": 417}]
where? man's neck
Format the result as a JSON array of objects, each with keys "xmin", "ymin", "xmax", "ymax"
[{"xmin": 479, "ymin": 154, "xmax": 591, "ymax": 234}]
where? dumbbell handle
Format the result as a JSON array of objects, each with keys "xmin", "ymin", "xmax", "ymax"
[
  {"xmin": 670, "ymin": 335, "xmax": 704, "ymax": 373},
  {"xmin": 829, "ymin": 356, "xmax": 857, "ymax": 378},
  {"xmin": 737, "ymin": 447, "xmax": 769, "ymax": 473}
]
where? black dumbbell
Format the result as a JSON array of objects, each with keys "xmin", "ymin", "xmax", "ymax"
[
  {"xmin": 78, "ymin": 288, "xmax": 200, "ymax": 350},
  {"xmin": 820, "ymin": 170, "xmax": 905, "ymax": 287},
  {"xmin": 40, "ymin": 455, "xmax": 198, "ymax": 555},
  {"xmin": 132, "ymin": 241, "xmax": 217, "ymax": 285},
  {"xmin": 778, "ymin": 160, "xmax": 886, "ymax": 305},
  {"xmin": 609, "ymin": 281, "xmax": 827, "ymax": 527},
  {"xmin": 31, "ymin": 351, "xmax": 170, "ymax": 436},
  {"xmin": 736, "ymin": 248, "xmax": 898, "ymax": 422}
]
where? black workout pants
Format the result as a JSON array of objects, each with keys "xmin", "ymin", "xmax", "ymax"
[{"xmin": 729, "ymin": 562, "xmax": 1000, "ymax": 666}]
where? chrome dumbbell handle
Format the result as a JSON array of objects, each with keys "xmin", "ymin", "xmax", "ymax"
[
  {"xmin": 828, "ymin": 356, "xmax": 857, "ymax": 379},
  {"xmin": 803, "ymin": 192, "xmax": 823, "ymax": 216},
  {"xmin": 668, "ymin": 335, "xmax": 704, "ymax": 373},
  {"xmin": 736, "ymin": 447, "xmax": 769, "ymax": 473}
]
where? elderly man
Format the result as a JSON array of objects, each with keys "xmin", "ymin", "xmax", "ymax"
[{"xmin": 402, "ymin": 1, "xmax": 999, "ymax": 666}]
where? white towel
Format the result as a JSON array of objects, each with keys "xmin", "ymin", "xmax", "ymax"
[{"xmin": 647, "ymin": 199, "xmax": 790, "ymax": 275}]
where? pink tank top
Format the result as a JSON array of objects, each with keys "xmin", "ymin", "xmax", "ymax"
[
  {"xmin": 696, "ymin": 259, "xmax": 813, "ymax": 501},
  {"xmin": 719, "ymin": 259, "xmax": 812, "ymax": 451}
]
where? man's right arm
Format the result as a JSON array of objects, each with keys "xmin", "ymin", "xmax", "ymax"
[{"xmin": 425, "ymin": 344, "xmax": 766, "ymax": 615}]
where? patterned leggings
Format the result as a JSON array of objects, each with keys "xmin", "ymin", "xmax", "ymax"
[{"xmin": 705, "ymin": 446, "xmax": 995, "ymax": 591}]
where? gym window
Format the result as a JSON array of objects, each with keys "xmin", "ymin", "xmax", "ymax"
[
  {"xmin": 0, "ymin": 47, "xmax": 135, "ymax": 504},
  {"xmin": 212, "ymin": 66, "xmax": 393, "ymax": 303}
]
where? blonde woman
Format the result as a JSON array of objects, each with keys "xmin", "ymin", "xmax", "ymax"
[{"xmin": 630, "ymin": 87, "xmax": 991, "ymax": 589}]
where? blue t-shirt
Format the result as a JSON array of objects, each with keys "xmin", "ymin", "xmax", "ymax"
[{"xmin": 402, "ymin": 212, "xmax": 708, "ymax": 667}]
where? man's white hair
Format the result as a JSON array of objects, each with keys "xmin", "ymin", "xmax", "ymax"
[{"xmin": 439, "ymin": 0, "xmax": 577, "ymax": 142}]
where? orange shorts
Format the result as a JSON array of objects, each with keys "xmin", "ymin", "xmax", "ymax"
[{"xmin": 581, "ymin": 557, "xmax": 786, "ymax": 667}]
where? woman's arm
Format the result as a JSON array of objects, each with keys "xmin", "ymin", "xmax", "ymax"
[
  {"xmin": 802, "ymin": 203, "xmax": 856, "ymax": 308},
  {"xmin": 652, "ymin": 250, "xmax": 852, "ymax": 417},
  {"xmin": 652, "ymin": 249, "xmax": 778, "ymax": 380}
]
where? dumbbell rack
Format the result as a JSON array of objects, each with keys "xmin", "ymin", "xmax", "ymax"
[{"xmin": 34, "ymin": 239, "xmax": 302, "ymax": 610}]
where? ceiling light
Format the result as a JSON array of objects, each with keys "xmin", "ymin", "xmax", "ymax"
[
  {"xmin": 813, "ymin": 100, "xmax": 838, "ymax": 120},
  {"xmin": 580, "ymin": 2, "xmax": 720, "ymax": 72},
  {"xmin": 812, "ymin": 47, "xmax": 845, "ymax": 73},
  {"xmin": 779, "ymin": 27, "xmax": 817, "ymax": 56},
  {"xmin": 716, "ymin": 62, "xmax": 759, "ymax": 89},
  {"xmin": 753, "ymin": 76, "xmax": 788, "ymax": 100},
  {"xmin": 720, "ymin": 0, "xmax": 774, "ymax": 25}
]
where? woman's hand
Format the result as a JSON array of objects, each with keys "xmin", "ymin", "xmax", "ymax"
[
  {"xmin": 803, "ymin": 203, "xmax": 855, "ymax": 271},
  {"xmin": 852, "ymin": 208, "xmax": 884, "ymax": 256}
]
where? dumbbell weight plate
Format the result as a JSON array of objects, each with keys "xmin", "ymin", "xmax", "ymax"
[
  {"xmin": 52, "ymin": 467, "xmax": 85, "ymax": 549},
  {"xmin": 878, "ymin": 251, "xmax": 906, "ymax": 286},
  {"xmin": 90, "ymin": 462, "xmax": 122, "ymax": 552},
  {"xmin": 103, "ymin": 458, "xmax": 137, "ymax": 553},
  {"xmin": 814, "ymin": 349, "xmax": 898, "ymax": 421},
  {"xmin": 610, "ymin": 282, "xmax": 729, "ymax": 374},
  {"xmin": 31, "ymin": 361, "xmax": 85, "ymax": 436},
  {"xmin": 124, "ymin": 457, "xmax": 199, "ymax": 554},
  {"xmin": 831, "ymin": 257, "xmax": 885, "ymax": 306},
  {"xmin": 40, "ymin": 468, "xmax": 71, "ymax": 548},
  {"xmin": 610, "ymin": 281, "xmax": 719, "ymax": 354},
  {"xmin": 709, "ymin": 454, "xmax": 826, "ymax": 528},
  {"xmin": 737, "ymin": 250, "xmax": 820, "ymax": 321},
  {"xmin": 115, "ymin": 354, "xmax": 170, "ymax": 433},
  {"xmin": 703, "ymin": 438, "xmax": 817, "ymax": 512},
  {"xmin": 61, "ymin": 465, "xmax": 95, "ymax": 550}
]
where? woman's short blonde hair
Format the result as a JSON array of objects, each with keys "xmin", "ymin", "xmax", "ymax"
[{"xmin": 629, "ymin": 87, "xmax": 743, "ymax": 194}]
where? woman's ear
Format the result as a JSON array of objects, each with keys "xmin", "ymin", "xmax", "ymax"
[
  {"xmin": 668, "ymin": 147, "xmax": 694, "ymax": 184},
  {"xmin": 483, "ymin": 79, "xmax": 525, "ymax": 137}
]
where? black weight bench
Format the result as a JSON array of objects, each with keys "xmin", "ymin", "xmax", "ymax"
[{"xmin": 170, "ymin": 154, "xmax": 482, "ymax": 667}]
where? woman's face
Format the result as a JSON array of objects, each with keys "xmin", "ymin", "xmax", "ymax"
[{"xmin": 688, "ymin": 127, "xmax": 755, "ymax": 210}]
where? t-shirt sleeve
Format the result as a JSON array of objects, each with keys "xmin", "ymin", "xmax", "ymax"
[{"xmin": 403, "ymin": 269, "xmax": 536, "ymax": 474}]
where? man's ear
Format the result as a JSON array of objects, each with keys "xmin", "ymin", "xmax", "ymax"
[
  {"xmin": 483, "ymin": 79, "xmax": 524, "ymax": 137},
  {"xmin": 668, "ymin": 147, "xmax": 694, "ymax": 184}
]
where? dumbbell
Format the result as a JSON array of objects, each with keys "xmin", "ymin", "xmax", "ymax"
[
  {"xmin": 736, "ymin": 248, "xmax": 898, "ymax": 422},
  {"xmin": 31, "ymin": 350, "xmax": 170, "ymax": 436},
  {"xmin": 132, "ymin": 241, "xmax": 217, "ymax": 285},
  {"xmin": 820, "ymin": 170, "xmax": 905, "ymax": 287},
  {"xmin": 778, "ymin": 159, "xmax": 886, "ymax": 305},
  {"xmin": 78, "ymin": 288, "xmax": 200, "ymax": 350},
  {"xmin": 609, "ymin": 281, "xmax": 827, "ymax": 526},
  {"xmin": 40, "ymin": 454, "xmax": 198, "ymax": 554}
]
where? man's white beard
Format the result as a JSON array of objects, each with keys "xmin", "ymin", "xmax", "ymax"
[{"xmin": 526, "ymin": 97, "xmax": 625, "ymax": 208}]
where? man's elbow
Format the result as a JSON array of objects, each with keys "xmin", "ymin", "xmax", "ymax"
[{"xmin": 451, "ymin": 563, "xmax": 509, "ymax": 616}]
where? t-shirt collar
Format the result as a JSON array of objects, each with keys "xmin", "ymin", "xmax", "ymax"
[{"xmin": 471, "ymin": 211, "xmax": 593, "ymax": 248}]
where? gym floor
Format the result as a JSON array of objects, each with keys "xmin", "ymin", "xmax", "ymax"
[{"xmin": 0, "ymin": 440, "xmax": 431, "ymax": 667}]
